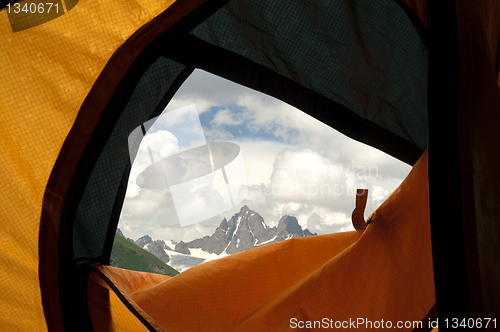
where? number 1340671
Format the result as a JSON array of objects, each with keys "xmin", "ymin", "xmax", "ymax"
[
  {"xmin": 441, "ymin": 318, "xmax": 496, "ymax": 329},
  {"xmin": 6, "ymin": 2, "xmax": 60, "ymax": 14}
]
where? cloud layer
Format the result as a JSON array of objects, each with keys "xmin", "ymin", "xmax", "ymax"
[{"xmin": 118, "ymin": 69, "xmax": 412, "ymax": 242}]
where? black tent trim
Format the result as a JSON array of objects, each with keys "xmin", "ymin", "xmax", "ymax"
[
  {"xmin": 427, "ymin": 0, "xmax": 481, "ymax": 322},
  {"xmin": 394, "ymin": 0, "xmax": 428, "ymax": 50},
  {"xmin": 162, "ymin": 33, "xmax": 424, "ymax": 165},
  {"xmin": 100, "ymin": 66, "xmax": 196, "ymax": 264},
  {"xmin": 89, "ymin": 267, "xmax": 158, "ymax": 332}
]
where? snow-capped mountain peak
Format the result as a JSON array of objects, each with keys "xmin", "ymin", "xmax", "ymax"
[{"xmin": 130, "ymin": 205, "xmax": 316, "ymax": 272}]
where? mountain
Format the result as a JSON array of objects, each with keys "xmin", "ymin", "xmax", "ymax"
[
  {"xmin": 174, "ymin": 241, "xmax": 191, "ymax": 255},
  {"xmin": 135, "ymin": 235, "xmax": 153, "ymax": 248},
  {"xmin": 116, "ymin": 227, "xmax": 136, "ymax": 243},
  {"xmin": 111, "ymin": 231, "xmax": 178, "ymax": 277},
  {"xmin": 145, "ymin": 240, "xmax": 171, "ymax": 263},
  {"xmin": 131, "ymin": 206, "xmax": 317, "ymax": 272},
  {"xmin": 185, "ymin": 205, "xmax": 316, "ymax": 255}
]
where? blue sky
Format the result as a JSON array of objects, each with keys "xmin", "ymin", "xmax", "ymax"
[{"xmin": 199, "ymin": 104, "xmax": 301, "ymax": 143}]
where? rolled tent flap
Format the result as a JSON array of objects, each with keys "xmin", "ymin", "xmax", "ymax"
[{"xmin": 87, "ymin": 149, "xmax": 435, "ymax": 331}]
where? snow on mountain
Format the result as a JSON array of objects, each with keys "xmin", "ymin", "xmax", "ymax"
[{"xmin": 134, "ymin": 205, "xmax": 316, "ymax": 272}]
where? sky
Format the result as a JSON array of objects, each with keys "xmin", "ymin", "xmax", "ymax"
[{"xmin": 118, "ymin": 69, "xmax": 412, "ymax": 243}]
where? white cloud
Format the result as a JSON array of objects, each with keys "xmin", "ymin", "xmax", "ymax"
[
  {"xmin": 235, "ymin": 93, "xmax": 338, "ymax": 145},
  {"xmin": 146, "ymin": 130, "xmax": 180, "ymax": 159},
  {"xmin": 210, "ymin": 109, "xmax": 243, "ymax": 126},
  {"xmin": 164, "ymin": 97, "xmax": 213, "ymax": 115},
  {"xmin": 236, "ymin": 139, "xmax": 292, "ymax": 186},
  {"xmin": 202, "ymin": 126, "xmax": 235, "ymax": 141},
  {"xmin": 237, "ymin": 145, "xmax": 405, "ymax": 233},
  {"xmin": 163, "ymin": 69, "xmax": 260, "ymax": 114},
  {"xmin": 125, "ymin": 130, "xmax": 179, "ymax": 199}
]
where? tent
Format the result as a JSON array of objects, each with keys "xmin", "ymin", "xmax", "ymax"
[{"xmin": 1, "ymin": 0, "xmax": 499, "ymax": 330}]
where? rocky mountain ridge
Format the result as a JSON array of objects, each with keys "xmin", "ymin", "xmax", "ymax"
[
  {"xmin": 185, "ymin": 205, "xmax": 316, "ymax": 255},
  {"xmin": 120, "ymin": 205, "xmax": 316, "ymax": 271}
]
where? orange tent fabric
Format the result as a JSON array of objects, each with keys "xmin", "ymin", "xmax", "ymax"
[{"xmin": 88, "ymin": 149, "xmax": 434, "ymax": 331}]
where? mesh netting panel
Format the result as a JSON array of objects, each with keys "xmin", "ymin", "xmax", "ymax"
[
  {"xmin": 73, "ymin": 57, "xmax": 185, "ymax": 260},
  {"xmin": 189, "ymin": 0, "xmax": 428, "ymax": 150}
]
